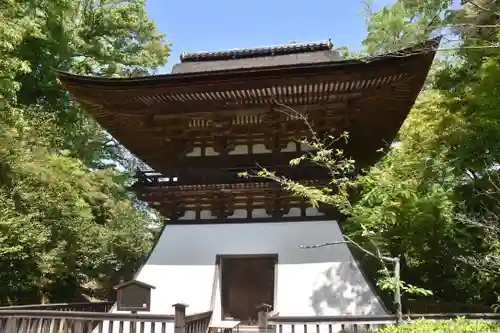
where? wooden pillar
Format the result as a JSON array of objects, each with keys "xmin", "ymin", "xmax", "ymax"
[
  {"xmin": 173, "ymin": 303, "xmax": 187, "ymax": 333},
  {"xmin": 74, "ymin": 320, "xmax": 84, "ymax": 333},
  {"xmin": 130, "ymin": 311, "xmax": 138, "ymax": 333},
  {"xmin": 4, "ymin": 318, "xmax": 17, "ymax": 333},
  {"xmin": 258, "ymin": 311, "xmax": 268, "ymax": 333}
]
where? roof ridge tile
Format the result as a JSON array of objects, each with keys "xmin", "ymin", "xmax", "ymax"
[{"xmin": 180, "ymin": 39, "xmax": 333, "ymax": 62}]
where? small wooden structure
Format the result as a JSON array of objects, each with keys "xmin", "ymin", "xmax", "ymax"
[{"xmin": 115, "ymin": 280, "xmax": 156, "ymax": 312}]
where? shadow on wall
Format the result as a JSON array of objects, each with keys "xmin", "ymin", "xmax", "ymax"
[{"xmin": 310, "ymin": 262, "xmax": 384, "ymax": 315}]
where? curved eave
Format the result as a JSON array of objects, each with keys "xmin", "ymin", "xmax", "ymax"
[
  {"xmin": 57, "ymin": 44, "xmax": 438, "ymax": 116},
  {"xmin": 56, "ymin": 39, "xmax": 439, "ymax": 90},
  {"xmin": 56, "ymin": 39, "xmax": 439, "ymax": 173},
  {"xmin": 57, "ymin": 58, "xmax": 363, "ymax": 87}
]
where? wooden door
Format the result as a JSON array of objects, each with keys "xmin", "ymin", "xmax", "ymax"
[{"xmin": 221, "ymin": 257, "xmax": 275, "ymax": 324}]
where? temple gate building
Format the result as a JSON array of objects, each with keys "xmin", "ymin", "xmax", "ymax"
[{"xmin": 57, "ymin": 39, "xmax": 438, "ymax": 332}]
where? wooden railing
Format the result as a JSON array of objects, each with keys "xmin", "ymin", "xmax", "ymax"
[
  {"xmin": 133, "ymin": 165, "xmax": 329, "ymax": 188},
  {"xmin": 0, "ymin": 304, "xmax": 212, "ymax": 333},
  {"xmin": 258, "ymin": 311, "xmax": 500, "ymax": 333},
  {"xmin": 404, "ymin": 299, "xmax": 493, "ymax": 314},
  {"xmin": 0, "ymin": 301, "xmax": 115, "ymax": 313},
  {"xmin": 185, "ymin": 311, "xmax": 212, "ymax": 333},
  {"xmin": 1, "ymin": 306, "xmax": 499, "ymax": 333}
]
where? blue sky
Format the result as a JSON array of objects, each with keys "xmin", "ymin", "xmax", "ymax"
[{"xmin": 146, "ymin": 0, "xmax": 395, "ymax": 74}]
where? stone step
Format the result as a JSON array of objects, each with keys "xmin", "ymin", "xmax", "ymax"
[
  {"xmin": 238, "ymin": 325, "xmax": 259, "ymax": 330},
  {"xmin": 236, "ymin": 326, "xmax": 259, "ymax": 333},
  {"xmin": 210, "ymin": 324, "xmax": 260, "ymax": 333}
]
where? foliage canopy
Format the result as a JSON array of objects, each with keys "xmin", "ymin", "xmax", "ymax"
[
  {"xmin": 260, "ymin": 0, "xmax": 500, "ymax": 310},
  {"xmin": 0, "ymin": 0, "xmax": 169, "ymax": 304},
  {"xmin": 372, "ymin": 319, "xmax": 500, "ymax": 333}
]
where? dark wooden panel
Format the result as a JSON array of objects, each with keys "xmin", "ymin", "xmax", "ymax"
[{"xmin": 222, "ymin": 257, "xmax": 275, "ymax": 323}]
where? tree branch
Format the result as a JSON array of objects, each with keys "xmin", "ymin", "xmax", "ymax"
[{"xmin": 464, "ymin": 0, "xmax": 500, "ymax": 15}]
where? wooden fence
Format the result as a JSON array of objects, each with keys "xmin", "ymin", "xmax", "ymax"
[
  {"xmin": 0, "ymin": 302, "xmax": 115, "ymax": 313},
  {"xmin": 258, "ymin": 311, "xmax": 500, "ymax": 333},
  {"xmin": 0, "ymin": 306, "xmax": 499, "ymax": 333},
  {"xmin": 0, "ymin": 304, "xmax": 211, "ymax": 333},
  {"xmin": 404, "ymin": 299, "xmax": 492, "ymax": 314}
]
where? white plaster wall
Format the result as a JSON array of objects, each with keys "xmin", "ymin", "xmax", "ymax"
[
  {"xmin": 184, "ymin": 142, "xmax": 293, "ymax": 157},
  {"xmin": 183, "ymin": 140, "xmax": 319, "ymax": 156},
  {"xmin": 105, "ymin": 220, "xmax": 386, "ymax": 333},
  {"xmin": 253, "ymin": 143, "xmax": 272, "ymax": 154},
  {"xmin": 228, "ymin": 145, "xmax": 249, "ymax": 155},
  {"xmin": 180, "ymin": 204, "xmax": 324, "ymax": 220}
]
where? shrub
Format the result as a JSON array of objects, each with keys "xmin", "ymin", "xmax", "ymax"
[{"xmin": 372, "ymin": 318, "xmax": 500, "ymax": 333}]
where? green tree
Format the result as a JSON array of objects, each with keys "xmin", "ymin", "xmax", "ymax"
[
  {"xmin": 0, "ymin": 0, "xmax": 168, "ymax": 304},
  {"xmin": 255, "ymin": 0, "xmax": 500, "ymax": 309},
  {"xmin": 361, "ymin": 0, "xmax": 454, "ymax": 55},
  {"xmin": 4, "ymin": 0, "xmax": 170, "ymax": 165}
]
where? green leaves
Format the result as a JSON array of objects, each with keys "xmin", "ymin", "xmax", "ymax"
[
  {"xmin": 0, "ymin": 0, "xmax": 167, "ymax": 304},
  {"xmin": 2, "ymin": 0, "xmax": 170, "ymax": 164},
  {"xmin": 376, "ymin": 270, "xmax": 433, "ymax": 297},
  {"xmin": 0, "ymin": 127, "xmax": 153, "ymax": 303},
  {"xmin": 261, "ymin": 0, "xmax": 500, "ymax": 310},
  {"xmin": 372, "ymin": 318, "xmax": 500, "ymax": 333},
  {"xmin": 362, "ymin": 0, "xmax": 454, "ymax": 55}
]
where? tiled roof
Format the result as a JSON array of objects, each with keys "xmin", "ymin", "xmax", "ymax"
[{"xmin": 180, "ymin": 40, "xmax": 333, "ymax": 62}]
